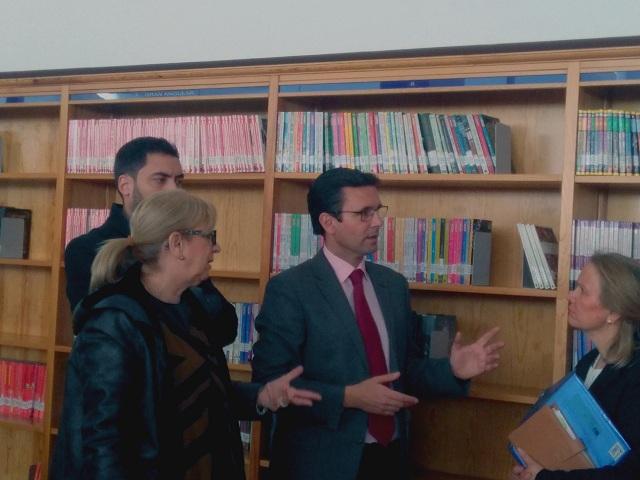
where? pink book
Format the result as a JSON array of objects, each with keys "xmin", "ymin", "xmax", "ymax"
[
  {"xmin": 0, "ymin": 360, "xmax": 7, "ymax": 417},
  {"xmin": 7, "ymin": 361, "xmax": 17, "ymax": 419}
]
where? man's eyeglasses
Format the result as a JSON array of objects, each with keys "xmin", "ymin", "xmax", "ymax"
[
  {"xmin": 334, "ymin": 205, "xmax": 388, "ymax": 222},
  {"xmin": 182, "ymin": 229, "xmax": 217, "ymax": 245}
]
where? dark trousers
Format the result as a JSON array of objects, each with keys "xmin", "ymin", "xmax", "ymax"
[{"xmin": 356, "ymin": 440, "xmax": 409, "ymax": 480}]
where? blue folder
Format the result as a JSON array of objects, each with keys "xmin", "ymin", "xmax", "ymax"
[{"xmin": 513, "ymin": 372, "xmax": 630, "ymax": 468}]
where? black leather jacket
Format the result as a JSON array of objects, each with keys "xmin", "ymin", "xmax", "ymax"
[{"xmin": 51, "ymin": 265, "xmax": 258, "ymax": 480}]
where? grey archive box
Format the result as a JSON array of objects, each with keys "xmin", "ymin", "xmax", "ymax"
[
  {"xmin": 470, "ymin": 219, "xmax": 492, "ymax": 286},
  {"xmin": 0, "ymin": 207, "xmax": 32, "ymax": 259}
]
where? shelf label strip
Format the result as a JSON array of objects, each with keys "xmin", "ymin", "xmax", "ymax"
[
  {"xmin": 280, "ymin": 74, "xmax": 567, "ymax": 93},
  {"xmin": 70, "ymin": 86, "xmax": 269, "ymax": 101},
  {"xmin": 580, "ymin": 70, "xmax": 640, "ymax": 82},
  {"xmin": 0, "ymin": 95, "xmax": 61, "ymax": 104}
]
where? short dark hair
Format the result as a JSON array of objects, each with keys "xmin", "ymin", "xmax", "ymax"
[
  {"xmin": 307, "ymin": 168, "xmax": 379, "ymax": 235},
  {"xmin": 113, "ymin": 137, "xmax": 179, "ymax": 185}
]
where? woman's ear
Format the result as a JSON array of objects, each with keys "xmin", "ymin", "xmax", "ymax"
[
  {"xmin": 167, "ymin": 231, "xmax": 185, "ymax": 260},
  {"xmin": 606, "ymin": 312, "xmax": 621, "ymax": 325}
]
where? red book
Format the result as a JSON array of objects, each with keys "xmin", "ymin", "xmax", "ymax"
[
  {"xmin": 22, "ymin": 363, "xmax": 36, "ymax": 421},
  {"xmin": 0, "ymin": 360, "xmax": 7, "ymax": 417},
  {"xmin": 32, "ymin": 364, "xmax": 46, "ymax": 424}
]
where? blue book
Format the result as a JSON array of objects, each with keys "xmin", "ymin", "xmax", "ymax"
[{"xmin": 511, "ymin": 373, "xmax": 630, "ymax": 468}]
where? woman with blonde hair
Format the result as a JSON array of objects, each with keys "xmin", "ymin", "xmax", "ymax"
[
  {"xmin": 512, "ymin": 252, "xmax": 640, "ymax": 479},
  {"xmin": 52, "ymin": 189, "xmax": 320, "ymax": 480}
]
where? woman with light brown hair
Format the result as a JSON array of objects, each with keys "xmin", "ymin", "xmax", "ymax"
[
  {"xmin": 512, "ymin": 252, "xmax": 640, "ymax": 479},
  {"xmin": 52, "ymin": 189, "xmax": 320, "ymax": 480}
]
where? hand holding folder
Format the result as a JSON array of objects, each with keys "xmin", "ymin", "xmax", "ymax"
[
  {"xmin": 509, "ymin": 405, "xmax": 593, "ymax": 469},
  {"xmin": 508, "ymin": 373, "xmax": 630, "ymax": 470}
]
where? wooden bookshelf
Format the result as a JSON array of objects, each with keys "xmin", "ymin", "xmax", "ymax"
[
  {"xmin": 0, "ymin": 417, "xmax": 44, "ymax": 433},
  {"xmin": 0, "ymin": 332, "xmax": 49, "ymax": 351},
  {"xmin": 2, "ymin": 45, "xmax": 640, "ymax": 480},
  {"xmin": 408, "ymin": 283, "xmax": 557, "ymax": 298},
  {"xmin": 66, "ymin": 172, "xmax": 266, "ymax": 184},
  {"xmin": 0, "ymin": 173, "xmax": 57, "ymax": 181},
  {"xmin": 276, "ymin": 172, "xmax": 563, "ymax": 190}
]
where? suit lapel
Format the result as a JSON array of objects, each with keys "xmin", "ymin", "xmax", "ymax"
[
  {"xmin": 311, "ymin": 252, "xmax": 368, "ymax": 371},
  {"xmin": 366, "ymin": 263, "xmax": 399, "ymax": 373}
]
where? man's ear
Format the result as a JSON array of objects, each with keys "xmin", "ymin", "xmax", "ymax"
[
  {"xmin": 117, "ymin": 174, "xmax": 134, "ymax": 202},
  {"xmin": 319, "ymin": 212, "xmax": 337, "ymax": 235}
]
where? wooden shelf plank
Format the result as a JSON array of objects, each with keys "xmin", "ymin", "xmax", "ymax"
[
  {"xmin": 271, "ymin": 274, "xmax": 557, "ymax": 298},
  {"xmin": 409, "ymin": 283, "xmax": 557, "ymax": 298},
  {"xmin": 0, "ymin": 417, "xmax": 44, "ymax": 433},
  {"xmin": 575, "ymin": 175, "xmax": 640, "ymax": 189},
  {"xmin": 65, "ymin": 172, "xmax": 266, "ymax": 183},
  {"xmin": 0, "ymin": 333, "xmax": 48, "ymax": 350},
  {"xmin": 469, "ymin": 383, "xmax": 540, "ymax": 405},
  {"xmin": 275, "ymin": 173, "xmax": 562, "ymax": 189},
  {"xmin": 0, "ymin": 173, "xmax": 57, "ymax": 181},
  {"xmin": 228, "ymin": 363, "xmax": 252, "ymax": 373},
  {"xmin": 0, "ymin": 102, "xmax": 59, "ymax": 109},
  {"xmin": 0, "ymin": 258, "xmax": 51, "ymax": 268},
  {"xmin": 183, "ymin": 173, "xmax": 266, "ymax": 183}
]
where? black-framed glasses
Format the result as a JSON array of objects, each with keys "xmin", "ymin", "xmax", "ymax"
[
  {"xmin": 334, "ymin": 205, "xmax": 388, "ymax": 222},
  {"xmin": 182, "ymin": 228, "xmax": 217, "ymax": 245}
]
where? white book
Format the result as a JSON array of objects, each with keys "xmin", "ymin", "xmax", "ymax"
[
  {"xmin": 526, "ymin": 224, "xmax": 553, "ymax": 289},
  {"xmin": 517, "ymin": 223, "xmax": 544, "ymax": 289}
]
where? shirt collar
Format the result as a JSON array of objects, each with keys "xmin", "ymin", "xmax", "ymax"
[{"xmin": 323, "ymin": 246, "xmax": 368, "ymax": 284}]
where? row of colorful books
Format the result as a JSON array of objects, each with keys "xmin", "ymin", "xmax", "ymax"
[
  {"xmin": 516, "ymin": 224, "xmax": 559, "ymax": 290},
  {"xmin": 64, "ymin": 208, "xmax": 110, "ymax": 246},
  {"xmin": 276, "ymin": 111, "xmax": 511, "ymax": 175},
  {"xmin": 271, "ymin": 213, "xmax": 324, "ymax": 273},
  {"xmin": 576, "ymin": 109, "xmax": 640, "ymax": 175},
  {"xmin": 223, "ymin": 303, "xmax": 260, "ymax": 365},
  {"xmin": 0, "ymin": 359, "xmax": 46, "ymax": 424},
  {"xmin": 67, "ymin": 115, "xmax": 266, "ymax": 174},
  {"xmin": 570, "ymin": 219, "xmax": 640, "ymax": 289},
  {"xmin": 272, "ymin": 213, "xmax": 492, "ymax": 286}
]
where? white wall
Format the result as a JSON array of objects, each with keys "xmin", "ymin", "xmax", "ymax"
[{"xmin": 3, "ymin": 0, "xmax": 640, "ymax": 73}]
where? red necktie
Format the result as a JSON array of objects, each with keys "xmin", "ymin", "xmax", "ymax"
[{"xmin": 349, "ymin": 268, "xmax": 394, "ymax": 446}]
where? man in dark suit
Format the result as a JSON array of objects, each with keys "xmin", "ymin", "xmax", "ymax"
[
  {"xmin": 65, "ymin": 136, "xmax": 185, "ymax": 311},
  {"xmin": 64, "ymin": 137, "xmax": 237, "ymax": 345},
  {"xmin": 252, "ymin": 167, "xmax": 503, "ymax": 480}
]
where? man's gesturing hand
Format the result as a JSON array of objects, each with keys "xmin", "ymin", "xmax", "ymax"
[{"xmin": 344, "ymin": 372, "xmax": 418, "ymax": 415}]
